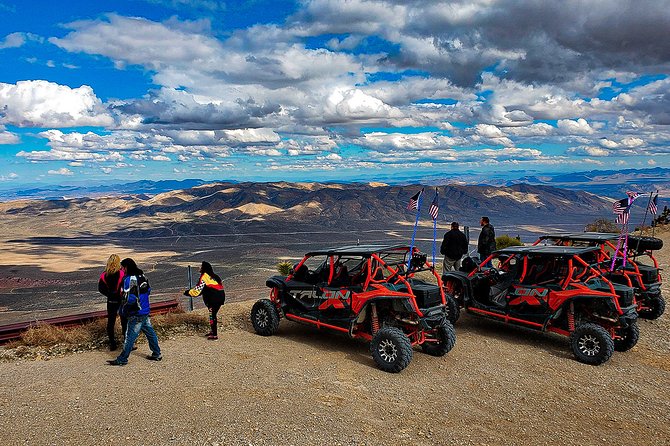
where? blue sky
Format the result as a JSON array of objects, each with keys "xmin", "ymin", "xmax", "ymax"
[{"xmin": 0, "ymin": 0, "xmax": 669, "ymax": 188}]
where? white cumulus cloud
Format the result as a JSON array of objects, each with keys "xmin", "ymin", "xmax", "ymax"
[
  {"xmin": 324, "ymin": 89, "xmax": 403, "ymax": 122},
  {"xmin": 48, "ymin": 167, "xmax": 74, "ymax": 176},
  {"xmin": 557, "ymin": 118, "xmax": 595, "ymax": 135},
  {"xmin": 0, "ymin": 125, "xmax": 20, "ymax": 144},
  {"xmin": 0, "ymin": 80, "xmax": 113, "ymax": 128}
]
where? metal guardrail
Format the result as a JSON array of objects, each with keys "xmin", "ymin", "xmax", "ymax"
[{"xmin": 0, "ymin": 299, "xmax": 180, "ymax": 344}]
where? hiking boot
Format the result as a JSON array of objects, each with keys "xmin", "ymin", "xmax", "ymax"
[
  {"xmin": 147, "ymin": 354, "xmax": 163, "ymax": 361},
  {"xmin": 107, "ymin": 359, "xmax": 126, "ymax": 366},
  {"xmin": 207, "ymin": 335, "xmax": 218, "ymax": 340}
]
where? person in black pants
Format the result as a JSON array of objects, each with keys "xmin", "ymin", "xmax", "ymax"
[
  {"xmin": 98, "ymin": 254, "xmax": 127, "ymax": 350},
  {"xmin": 185, "ymin": 262, "xmax": 226, "ymax": 340},
  {"xmin": 440, "ymin": 221, "xmax": 469, "ymax": 273},
  {"xmin": 478, "ymin": 216, "xmax": 497, "ymax": 268}
]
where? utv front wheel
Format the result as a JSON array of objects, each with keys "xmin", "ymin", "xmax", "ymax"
[
  {"xmin": 421, "ymin": 320, "xmax": 456, "ymax": 356},
  {"xmin": 370, "ymin": 327, "xmax": 413, "ymax": 373},
  {"xmin": 638, "ymin": 295, "xmax": 665, "ymax": 320},
  {"xmin": 614, "ymin": 322, "xmax": 640, "ymax": 352},
  {"xmin": 251, "ymin": 299, "xmax": 280, "ymax": 336},
  {"xmin": 444, "ymin": 295, "xmax": 461, "ymax": 325},
  {"xmin": 570, "ymin": 323, "xmax": 614, "ymax": 365}
]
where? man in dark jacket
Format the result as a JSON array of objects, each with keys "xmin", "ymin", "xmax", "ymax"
[
  {"xmin": 440, "ymin": 222, "xmax": 469, "ymax": 272},
  {"xmin": 478, "ymin": 216, "xmax": 496, "ymax": 267}
]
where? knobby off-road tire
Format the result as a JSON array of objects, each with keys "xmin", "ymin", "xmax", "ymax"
[
  {"xmin": 638, "ymin": 295, "xmax": 666, "ymax": 320},
  {"xmin": 628, "ymin": 236, "xmax": 663, "ymax": 253},
  {"xmin": 251, "ymin": 299, "xmax": 280, "ymax": 336},
  {"xmin": 444, "ymin": 294, "xmax": 461, "ymax": 325},
  {"xmin": 570, "ymin": 323, "xmax": 615, "ymax": 365},
  {"xmin": 420, "ymin": 320, "xmax": 456, "ymax": 356},
  {"xmin": 443, "ymin": 280, "xmax": 463, "ymax": 324},
  {"xmin": 614, "ymin": 322, "xmax": 640, "ymax": 352},
  {"xmin": 370, "ymin": 326, "xmax": 413, "ymax": 373}
]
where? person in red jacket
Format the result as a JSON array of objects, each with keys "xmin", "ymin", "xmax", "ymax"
[
  {"xmin": 185, "ymin": 261, "xmax": 226, "ymax": 340},
  {"xmin": 97, "ymin": 254, "xmax": 126, "ymax": 350}
]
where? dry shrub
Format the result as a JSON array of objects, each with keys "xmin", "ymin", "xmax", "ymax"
[
  {"xmin": 585, "ymin": 218, "xmax": 619, "ymax": 233},
  {"xmin": 15, "ymin": 309, "xmax": 208, "ymax": 349},
  {"xmin": 151, "ymin": 309, "xmax": 209, "ymax": 336},
  {"xmin": 21, "ymin": 323, "xmax": 93, "ymax": 347},
  {"xmin": 496, "ymin": 234, "xmax": 524, "ymax": 249}
]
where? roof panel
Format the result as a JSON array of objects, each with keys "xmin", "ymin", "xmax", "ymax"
[{"xmin": 305, "ymin": 244, "xmax": 409, "ymax": 256}]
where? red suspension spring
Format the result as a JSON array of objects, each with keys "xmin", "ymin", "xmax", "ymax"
[
  {"xmin": 568, "ymin": 302, "xmax": 575, "ymax": 332},
  {"xmin": 371, "ymin": 303, "xmax": 380, "ymax": 334}
]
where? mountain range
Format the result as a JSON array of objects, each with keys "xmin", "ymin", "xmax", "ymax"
[
  {"xmin": 0, "ymin": 181, "xmax": 620, "ymax": 239},
  {"xmin": 0, "ymin": 168, "xmax": 667, "ymax": 202}
]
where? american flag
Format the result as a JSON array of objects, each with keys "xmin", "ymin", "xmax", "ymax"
[
  {"xmin": 407, "ymin": 188, "xmax": 423, "ymax": 210},
  {"xmin": 627, "ymin": 191, "xmax": 641, "ymax": 202},
  {"xmin": 613, "ymin": 198, "xmax": 628, "ymax": 214},
  {"xmin": 648, "ymin": 193, "xmax": 658, "ymax": 215},
  {"xmin": 615, "ymin": 210, "xmax": 629, "ymax": 225},
  {"xmin": 428, "ymin": 190, "xmax": 439, "ymax": 220}
]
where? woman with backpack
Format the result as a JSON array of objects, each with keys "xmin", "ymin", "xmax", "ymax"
[
  {"xmin": 184, "ymin": 261, "xmax": 226, "ymax": 340},
  {"xmin": 97, "ymin": 254, "xmax": 126, "ymax": 350}
]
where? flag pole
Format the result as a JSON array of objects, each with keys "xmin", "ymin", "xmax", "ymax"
[
  {"xmin": 433, "ymin": 217, "xmax": 437, "ymax": 267},
  {"xmin": 610, "ymin": 230, "xmax": 623, "ymax": 272},
  {"xmin": 633, "ymin": 191, "xmax": 654, "ymax": 259},
  {"xmin": 650, "ymin": 190, "xmax": 659, "ymax": 253},
  {"xmin": 407, "ymin": 189, "xmax": 423, "ymax": 271},
  {"xmin": 430, "ymin": 188, "xmax": 439, "ymax": 268},
  {"xmin": 622, "ymin": 222, "xmax": 629, "ymax": 267}
]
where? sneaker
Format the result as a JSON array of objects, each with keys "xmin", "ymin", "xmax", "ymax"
[
  {"xmin": 147, "ymin": 354, "xmax": 162, "ymax": 361},
  {"xmin": 107, "ymin": 359, "xmax": 127, "ymax": 366},
  {"xmin": 207, "ymin": 335, "xmax": 218, "ymax": 340}
]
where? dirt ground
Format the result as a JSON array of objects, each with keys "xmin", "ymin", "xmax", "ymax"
[{"xmin": 0, "ymin": 231, "xmax": 669, "ymax": 445}]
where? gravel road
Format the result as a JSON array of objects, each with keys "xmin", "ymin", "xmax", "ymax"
[{"xmin": 1, "ymin": 232, "xmax": 668, "ymax": 446}]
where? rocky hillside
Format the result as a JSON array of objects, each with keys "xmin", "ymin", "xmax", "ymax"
[{"xmin": 0, "ymin": 181, "xmax": 614, "ymax": 237}]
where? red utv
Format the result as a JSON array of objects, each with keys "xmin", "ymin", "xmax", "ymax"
[
  {"xmin": 535, "ymin": 232, "xmax": 664, "ymax": 319},
  {"xmin": 251, "ymin": 245, "xmax": 456, "ymax": 373},
  {"xmin": 442, "ymin": 246, "xmax": 639, "ymax": 365}
]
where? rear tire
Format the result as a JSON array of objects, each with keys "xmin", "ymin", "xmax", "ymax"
[
  {"xmin": 614, "ymin": 322, "xmax": 639, "ymax": 352},
  {"xmin": 251, "ymin": 299, "xmax": 280, "ymax": 336},
  {"xmin": 370, "ymin": 327, "xmax": 413, "ymax": 373},
  {"xmin": 570, "ymin": 323, "xmax": 614, "ymax": 365},
  {"xmin": 421, "ymin": 320, "xmax": 456, "ymax": 356},
  {"xmin": 638, "ymin": 295, "xmax": 665, "ymax": 320}
]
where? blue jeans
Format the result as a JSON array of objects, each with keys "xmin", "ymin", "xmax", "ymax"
[
  {"xmin": 479, "ymin": 252, "xmax": 493, "ymax": 268},
  {"xmin": 116, "ymin": 315, "xmax": 161, "ymax": 364}
]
